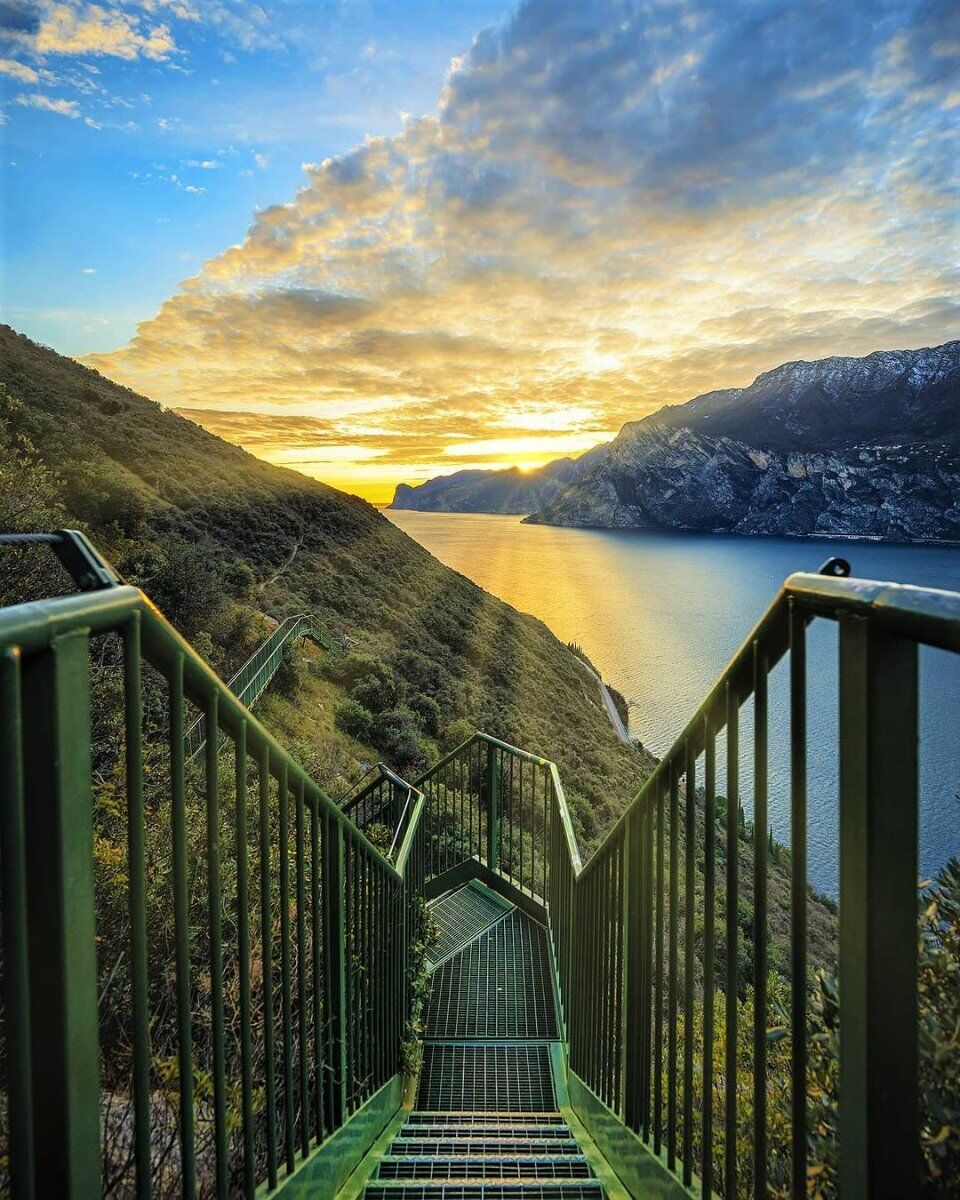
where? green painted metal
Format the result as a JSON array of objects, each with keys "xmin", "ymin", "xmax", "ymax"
[
  {"xmin": 21, "ymin": 631, "xmax": 102, "ymax": 1200},
  {"xmin": 412, "ymin": 567, "xmax": 960, "ymax": 1200},
  {"xmin": 0, "ymin": 570, "xmax": 424, "ymax": 1199},
  {"xmin": 838, "ymin": 617, "xmax": 920, "ymax": 1199},
  {"xmin": 0, "ymin": 648, "xmax": 34, "ymax": 1200},
  {"xmin": 1, "ymin": 543, "xmax": 958, "ymax": 1197}
]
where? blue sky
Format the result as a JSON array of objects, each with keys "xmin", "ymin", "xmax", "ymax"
[
  {"xmin": 2, "ymin": 1, "xmax": 958, "ymax": 501},
  {"xmin": 2, "ymin": 1, "xmax": 508, "ymax": 353}
]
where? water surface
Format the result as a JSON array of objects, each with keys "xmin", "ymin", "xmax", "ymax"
[{"xmin": 387, "ymin": 510, "xmax": 960, "ymax": 894}]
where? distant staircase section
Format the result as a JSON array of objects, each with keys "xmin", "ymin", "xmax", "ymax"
[
  {"xmin": 185, "ymin": 612, "xmax": 341, "ymax": 760},
  {"xmin": 360, "ymin": 882, "xmax": 606, "ymax": 1200}
]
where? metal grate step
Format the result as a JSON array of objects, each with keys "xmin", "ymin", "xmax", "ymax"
[
  {"xmin": 406, "ymin": 1114, "xmax": 566, "ymax": 1127},
  {"xmin": 428, "ymin": 883, "xmax": 513, "ymax": 966},
  {"xmin": 396, "ymin": 1126, "xmax": 572, "ymax": 1140},
  {"xmin": 426, "ymin": 910, "xmax": 558, "ymax": 1040},
  {"xmin": 417, "ymin": 1044, "xmax": 556, "ymax": 1112},
  {"xmin": 378, "ymin": 1158, "xmax": 593, "ymax": 1181},
  {"xmin": 389, "ymin": 1140, "xmax": 581, "ymax": 1158},
  {"xmin": 363, "ymin": 1186, "xmax": 605, "ymax": 1199}
]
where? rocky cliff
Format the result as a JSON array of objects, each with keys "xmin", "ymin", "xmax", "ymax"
[
  {"xmin": 390, "ymin": 456, "xmax": 589, "ymax": 514},
  {"xmin": 525, "ymin": 342, "xmax": 960, "ymax": 543}
]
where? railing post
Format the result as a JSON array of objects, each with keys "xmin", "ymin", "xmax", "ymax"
[
  {"xmin": 838, "ymin": 616, "xmax": 919, "ymax": 1199},
  {"xmin": 324, "ymin": 819, "xmax": 350, "ymax": 1128},
  {"xmin": 622, "ymin": 808, "xmax": 642, "ymax": 1130},
  {"xmin": 21, "ymin": 632, "xmax": 102, "ymax": 1199},
  {"xmin": 485, "ymin": 740, "xmax": 500, "ymax": 871}
]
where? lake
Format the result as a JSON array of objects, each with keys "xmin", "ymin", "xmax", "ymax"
[{"xmin": 387, "ymin": 510, "xmax": 960, "ymax": 895}]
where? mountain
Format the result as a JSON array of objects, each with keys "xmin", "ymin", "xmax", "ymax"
[
  {"xmin": 0, "ymin": 324, "xmax": 648, "ymax": 843},
  {"xmin": 526, "ymin": 342, "xmax": 960, "ymax": 543},
  {"xmin": 390, "ymin": 455, "xmax": 592, "ymax": 514}
]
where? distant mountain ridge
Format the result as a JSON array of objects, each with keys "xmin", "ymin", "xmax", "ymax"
[
  {"xmin": 526, "ymin": 342, "xmax": 960, "ymax": 542},
  {"xmin": 390, "ymin": 454, "xmax": 598, "ymax": 514},
  {"xmin": 391, "ymin": 341, "xmax": 960, "ymax": 544}
]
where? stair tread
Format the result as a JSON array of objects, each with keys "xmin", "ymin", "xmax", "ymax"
[{"xmin": 395, "ymin": 1127, "xmax": 572, "ymax": 1138}]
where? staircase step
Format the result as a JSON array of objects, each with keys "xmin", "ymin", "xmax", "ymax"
[
  {"xmin": 364, "ymin": 1186, "xmax": 605, "ymax": 1199},
  {"xmin": 418, "ymin": 1044, "xmax": 556, "ymax": 1111},
  {"xmin": 389, "ymin": 1139, "xmax": 581, "ymax": 1157},
  {"xmin": 395, "ymin": 1125, "xmax": 572, "ymax": 1140},
  {"xmin": 378, "ymin": 1157, "xmax": 593, "ymax": 1181},
  {"xmin": 406, "ymin": 1113, "xmax": 566, "ymax": 1126}
]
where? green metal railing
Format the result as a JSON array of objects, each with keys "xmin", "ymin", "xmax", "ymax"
[
  {"xmin": 184, "ymin": 613, "xmax": 342, "ymax": 761},
  {"xmin": 0, "ymin": 582, "xmax": 425, "ymax": 1199},
  {"xmin": 417, "ymin": 568, "xmax": 960, "ymax": 1200},
  {"xmin": 340, "ymin": 763, "xmax": 423, "ymax": 859},
  {"xmin": 2, "ymin": 533, "xmax": 958, "ymax": 1199}
]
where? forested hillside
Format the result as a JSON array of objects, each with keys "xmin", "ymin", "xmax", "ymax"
[{"xmin": 0, "ymin": 324, "xmax": 649, "ymax": 844}]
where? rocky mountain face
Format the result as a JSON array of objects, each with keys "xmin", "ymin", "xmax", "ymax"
[
  {"xmin": 525, "ymin": 342, "xmax": 960, "ymax": 543},
  {"xmin": 390, "ymin": 455, "xmax": 590, "ymax": 514}
]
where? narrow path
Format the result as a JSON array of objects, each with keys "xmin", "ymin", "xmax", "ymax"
[{"xmin": 572, "ymin": 657, "xmax": 633, "ymax": 745}]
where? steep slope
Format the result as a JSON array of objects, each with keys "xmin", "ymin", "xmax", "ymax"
[
  {"xmin": 527, "ymin": 342, "xmax": 960, "ymax": 542},
  {"xmin": 390, "ymin": 456, "xmax": 588, "ymax": 514},
  {"xmin": 0, "ymin": 324, "xmax": 647, "ymax": 842}
]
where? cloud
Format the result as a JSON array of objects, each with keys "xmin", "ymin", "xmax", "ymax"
[
  {"xmin": 89, "ymin": 0, "xmax": 960, "ymax": 502},
  {"xmin": 81, "ymin": 265, "xmax": 96, "ymax": 273},
  {"xmin": 6, "ymin": 2, "xmax": 178, "ymax": 61},
  {"xmin": 15, "ymin": 89, "xmax": 79, "ymax": 116},
  {"xmin": 0, "ymin": 53, "xmax": 38, "ymax": 80}
]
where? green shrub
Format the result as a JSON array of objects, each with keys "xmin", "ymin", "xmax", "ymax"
[
  {"xmin": 351, "ymin": 669, "xmax": 399, "ymax": 713},
  {"xmin": 335, "ymin": 697, "xmax": 374, "ymax": 743}
]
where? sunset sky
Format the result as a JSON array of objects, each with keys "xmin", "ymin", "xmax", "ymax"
[{"xmin": 2, "ymin": 1, "xmax": 958, "ymax": 503}]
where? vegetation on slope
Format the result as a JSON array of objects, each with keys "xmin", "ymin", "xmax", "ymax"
[{"xmin": 0, "ymin": 323, "xmax": 649, "ymax": 845}]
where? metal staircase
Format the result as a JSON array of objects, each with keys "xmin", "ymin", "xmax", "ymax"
[
  {"xmin": 360, "ymin": 881, "xmax": 605, "ymax": 1199},
  {"xmin": 1, "ymin": 531, "xmax": 958, "ymax": 1198}
]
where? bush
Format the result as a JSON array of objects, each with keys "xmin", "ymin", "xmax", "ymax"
[
  {"xmin": 370, "ymin": 706, "xmax": 428, "ymax": 771},
  {"xmin": 409, "ymin": 693, "xmax": 442, "ymax": 736},
  {"xmin": 351, "ymin": 669, "xmax": 399, "ymax": 714},
  {"xmin": 334, "ymin": 698, "xmax": 374, "ymax": 743},
  {"xmin": 440, "ymin": 717, "xmax": 476, "ymax": 753},
  {"xmin": 273, "ymin": 646, "xmax": 306, "ymax": 699}
]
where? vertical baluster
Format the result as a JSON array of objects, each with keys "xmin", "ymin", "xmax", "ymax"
[
  {"xmin": 642, "ymin": 797, "xmax": 655, "ymax": 1143},
  {"xmin": 624, "ymin": 810, "xmax": 642, "ymax": 1131},
  {"xmin": 22, "ymin": 631, "xmax": 101, "ymax": 1200},
  {"xmin": 683, "ymin": 743, "xmax": 696, "ymax": 1187},
  {"xmin": 258, "ymin": 748, "xmax": 278, "ymax": 1187},
  {"xmin": 614, "ymin": 839, "xmax": 624, "ymax": 1115},
  {"xmin": 508, "ymin": 753, "xmax": 515, "ymax": 879},
  {"xmin": 323, "ymin": 816, "xmax": 348, "ymax": 1129},
  {"xmin": 310, "ymin": 796, "xmax": 325, "ymax": 1144},
  {"xmin": 724, "ymin": 684, "xmax": 739, "ymax": 1199},
  {"xmin": 122, "ymin": 616, "xmax": 151, "ymax": 1200},
  {"xmin": 170, "ymin": 657, "xmax": 197, "ymax": 1199},
  {"xmin": 703, "ymin": 720, "xmax": 716, "ymax": 1199},
  {"xmin": 295, "ymin": 778, "xmax": 310, "ymax": 1157},
  {"xmin": 0, "ymin": 648, "xmax": 34, "ymax": 1200},
  {"xmin": 278, "ymin": 765, "xmax": 296, "ymax": 1170},
  {"xmin": 234, "ymin": 725, "xmax": 255, "ymax": 1199},
  {"xmin": 654, "ymin": 776, "xmax": 665, "ymax": 1157},
  {"xmin": 753, "ymin": 644, "xmax": 768, "ymax": 1200},
  {"xmin": 667, "ymin": 764, "xmax": 680, "ymax": 1172},
  {"xmin": 838, "ymin": 618, "xmax": 919, "ymax": 1198},
  {"xmin": 789, "ymin": 603, "xmax": 807, "ymax": 1199},
  {"xmin": 519, "ymin": 759, "xmax": 525, "ymax": 892},
  {"xmin": 204, "ymin": 694, "xmax": 228, "ymax": 1199},
  {"xmin": 344, "ymin": 834, "xmax": 355, "ymax": 1114}
]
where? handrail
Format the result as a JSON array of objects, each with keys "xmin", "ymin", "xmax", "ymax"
[
  {"xmin": 416, "ymin": 567, "xmax": 960, "ymax": 1199},
  {"xmin": 0, "ymin": 577, "xmax": 426, "ymax": 1199},
  {"xmin": 184, "ymin": 611, "xmax": 342, "ymax": 761}
]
